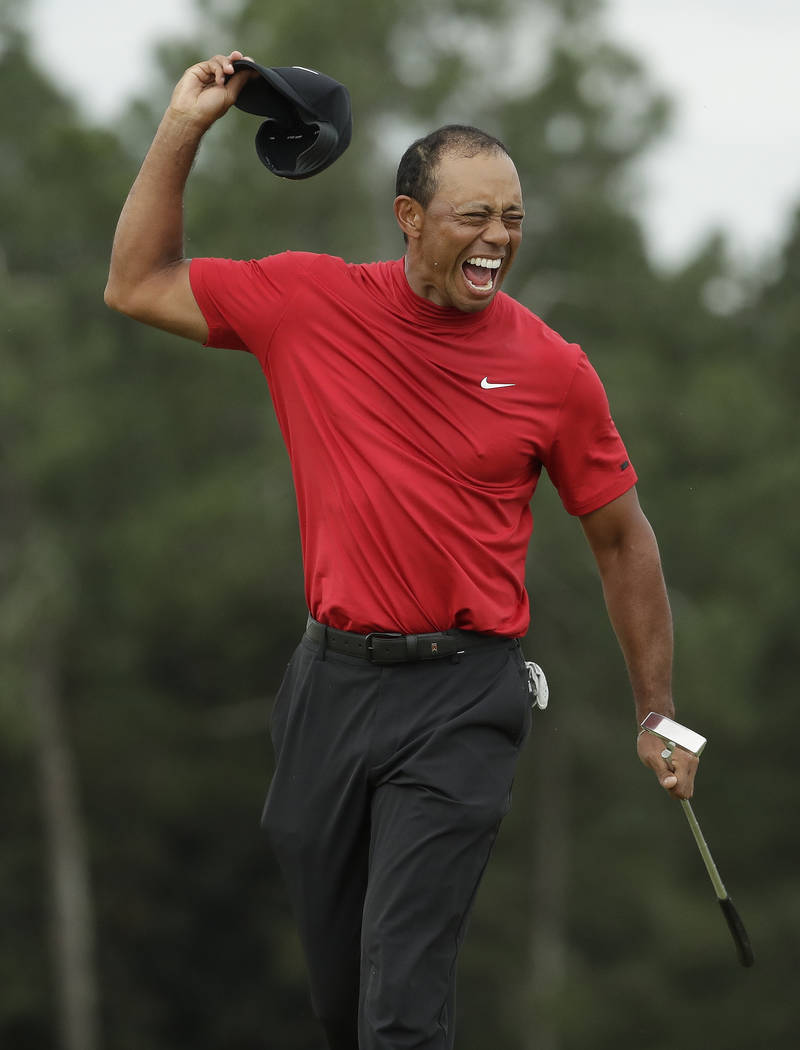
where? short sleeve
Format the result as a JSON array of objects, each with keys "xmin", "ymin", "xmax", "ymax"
[
  {"xmin": 545, "ymin": 352, "xmax": 638, "ymax": 516},
  {"xmin": 189, "ymin": 253, "xmax": 313, "ymax": 365}
]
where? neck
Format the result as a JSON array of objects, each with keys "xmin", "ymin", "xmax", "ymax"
[{"xmin": 404, "ymin": 254, "xmax": 444, "ymax": 306}]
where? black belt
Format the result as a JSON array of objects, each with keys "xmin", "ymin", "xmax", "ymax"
[{"xmin": 305, "ymin": 616, "xmax": 515, "ymax": 665}]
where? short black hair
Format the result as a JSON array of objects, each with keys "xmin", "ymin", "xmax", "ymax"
[{"xmin": 395, "ymin": 125, "xmax": 510, "ymax": 207}]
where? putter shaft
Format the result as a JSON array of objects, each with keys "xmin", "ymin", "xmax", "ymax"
[
  {"xmin": 680, "ymin": 798, "xmax": 727, "ymax": 900},
  {"xmin": 679, "ymin": 796, "xmax": 754, "ymax": 966}
]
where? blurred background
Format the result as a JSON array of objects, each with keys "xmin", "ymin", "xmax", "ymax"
[{"xmin": 2, "ymin": 0, "xmax": 798, "ymax": 1048}]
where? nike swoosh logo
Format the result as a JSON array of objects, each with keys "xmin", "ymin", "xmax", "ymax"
[{"xmin": 481, "ymin": 377, "xmax": 515, "ymax": 389}]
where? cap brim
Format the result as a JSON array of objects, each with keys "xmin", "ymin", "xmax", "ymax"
[{"xmin": 232, "ymin": 60, "xmax": 318, "ymax": 121}]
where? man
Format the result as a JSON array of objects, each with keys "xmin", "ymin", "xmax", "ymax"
[{"xmin": 106, "ymin": 51, "xmax": 698, "ymax": 1050}]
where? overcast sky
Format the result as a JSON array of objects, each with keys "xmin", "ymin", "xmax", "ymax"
[{"xmin": 27, "ymin": 0, "xmax": 800, "ymax": 267}]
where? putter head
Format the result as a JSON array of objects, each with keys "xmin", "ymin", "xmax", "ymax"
[{"xmin": 640, "ymin": 712, "xmax": 707, "ymax": 756}]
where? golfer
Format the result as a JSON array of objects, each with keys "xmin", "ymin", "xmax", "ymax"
[{"xmin": 106, "ymin": 51, "xmax": 699, "ymax": 1050}]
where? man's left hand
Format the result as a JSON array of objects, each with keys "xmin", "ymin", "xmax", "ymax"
[{"xmin": 637, "ymin": 730, "xmax": 698, "ymax": 799}]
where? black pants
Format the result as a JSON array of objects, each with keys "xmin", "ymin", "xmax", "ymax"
[{"xmin": 262, "ymin": 629, "xmax": 532, "ymax": 1050}]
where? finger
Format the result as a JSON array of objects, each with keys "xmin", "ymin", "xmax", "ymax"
[
  {"xmin": 658, "ymin": 744, "xmax": 677, "ymax": 782},
  {"xmin": 222, "ymin": 50, "xmax": 250, "ymax": 82},
  {"xmin": 187, "ymin": 58, "xmax": 224, "ymax": 89},
  {"xmin": 210, "ymin": 50, "xmax": 256, "ymax": 97},
  {"xmin": 199, "ymin": 53, "xmax": 241, "ymax": 87},
  {"xmin": 677, "ymin": 763, "xmax": 698, "ymax": 800},
  {"xmin": 214, "ymin": 53, "xmax": 236, "ymax": 85},
  {"xmin": 665, "ymin": 758, "xmax": 697, "ymax": 800},
  {"xmin": 223, "ymin": 67, "xmax": 259, "ymax": 104},
  {"xmin": 654, "ymin": 749, "xmax": 686, "ymax": 795}
]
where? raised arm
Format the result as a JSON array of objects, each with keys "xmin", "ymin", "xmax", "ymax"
[
  {"xmin": 104, "ymin": 51, "xmax": 254, "ymax": 342},
  {"xmin": 580, "ymin": 487, "xmax": 698, "ymax": 799}
]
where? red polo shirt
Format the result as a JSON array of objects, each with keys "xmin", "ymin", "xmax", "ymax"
[{"xmin": 190, "ymin": 253, "xmax": 636, "ymax": 635}]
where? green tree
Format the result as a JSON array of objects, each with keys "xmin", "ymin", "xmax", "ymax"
[
  {"xmin": 0, "ymin": 24, "xmax": 308, "ymax": 1050},
  {"xmin": 3, "ymin": 1, "xmax": 799, "ymax": 1048}
]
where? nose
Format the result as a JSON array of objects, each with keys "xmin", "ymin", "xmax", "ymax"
[{"xmin": 482, "ymin": 217, "xmax": 511, "ymax": 247}]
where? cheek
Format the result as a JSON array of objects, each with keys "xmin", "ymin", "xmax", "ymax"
[{"xmin": 505, "ymin": 234, "xmax": 522, "ymax": 265}]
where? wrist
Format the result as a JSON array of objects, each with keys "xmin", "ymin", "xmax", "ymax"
[
  {"xmin": 635, "ymin": 701, "xmax": 675, "ymax": 728},
  {"xmin": 160, "ymin": 105, "xmax": 212, "ymax": 142}
]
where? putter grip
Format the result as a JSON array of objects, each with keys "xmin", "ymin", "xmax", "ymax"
[{"xmin": 719, "ymin": 897, "xmax": 755, "ymax": 967}]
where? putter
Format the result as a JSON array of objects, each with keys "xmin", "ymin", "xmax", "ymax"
[{"xmin": 640, "ymin": 713, "xmax": 755, "ymax": 968}]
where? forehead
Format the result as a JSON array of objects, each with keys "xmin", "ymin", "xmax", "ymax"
[{"xmin": 430, "ymin": 150, "xmax": 523, "ymax": 208}]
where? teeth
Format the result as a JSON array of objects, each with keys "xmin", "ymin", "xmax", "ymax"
[
  {"xmin": 466, "ymin": 257, "xmax": 502, "ymax": 269},
  {"xmin": 465, "ymin": 276, "xmax": 492, "ymax": 291}
]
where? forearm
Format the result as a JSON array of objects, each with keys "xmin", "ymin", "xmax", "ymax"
[
  {"xmin": 105, "ymin": 110, "xmax": 203, "ymax": 308},
  {"xmin": 581, "ymin": 493, "xmax": 675, "ymax": 724},
  {"xmin": 597, "ymin": 516, "xmax": 674, "ymax": 724}
]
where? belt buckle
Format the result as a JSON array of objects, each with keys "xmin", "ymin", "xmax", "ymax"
[{"xmin": 365, "ymin": 632, "xmax": 405, "ymax": 663}]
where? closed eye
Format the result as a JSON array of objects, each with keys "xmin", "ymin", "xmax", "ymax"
[{"xmin": 460, "ymin": 211, "xmax": 524, "ymax": 225}]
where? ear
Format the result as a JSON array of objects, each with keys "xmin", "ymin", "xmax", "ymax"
[{"xmin": 393, "ymin": 195, "xmax": 423, "ymax": 240}]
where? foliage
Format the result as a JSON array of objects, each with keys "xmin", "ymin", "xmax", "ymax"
[{"xmin": 2, "ymin": 1, "xmax": 797, "ymax": 1048}]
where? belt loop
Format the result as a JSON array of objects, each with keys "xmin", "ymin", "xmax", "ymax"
[
  {"xmin": 308, "ymin": 613, "xmax": 328, "ymax": 660},
  {"xmin": 319, "ymin": 623, "xmax": 328, "ymax": 661}
]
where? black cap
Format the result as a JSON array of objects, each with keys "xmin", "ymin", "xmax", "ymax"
[{"xmin": 231, "ymin": 59, "xmax": 352, "ymax": 179}]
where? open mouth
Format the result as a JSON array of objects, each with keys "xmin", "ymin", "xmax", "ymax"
[{"xmin": 462, "ymin": 256, "xmax": 502, "ymax": 293}]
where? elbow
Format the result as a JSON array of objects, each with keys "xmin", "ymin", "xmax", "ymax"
[
  {"xmin": 104, "ymin": 274, "xmax": 127, "ymax": 315},
  {"xmin": 104, "ymin": 272, "xmax": 141, "ymax": 319},
  {"xmin": 103, "ymin": 282, "xmax": 120, "ymax": 313}
]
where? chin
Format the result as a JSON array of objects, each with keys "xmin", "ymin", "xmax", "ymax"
[{"xmin": 457, "ymin": 279, "xmax": 501, "ymax": 312}]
